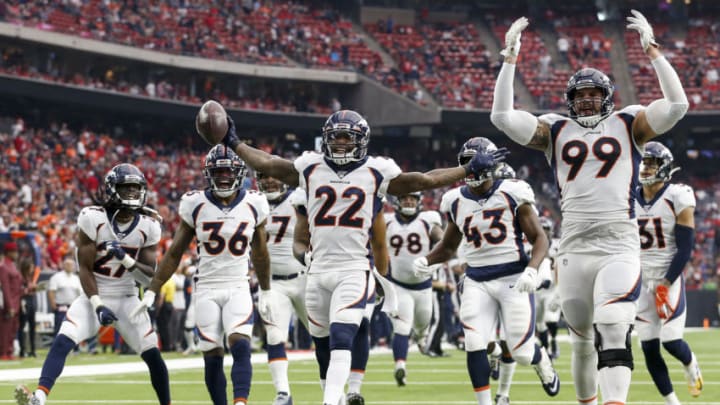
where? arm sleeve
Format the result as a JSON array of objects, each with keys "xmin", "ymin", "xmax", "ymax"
[
  {"xmin": 665, "ymin": 224, "xmax": 694, "ymax": 284},
  {"xmin": 644, "ymin": 56, "xmax": 689, "ymax": 135},
  {"xmin": 490, "ymin": 63, "xmax": 539, "ymax": 145}
]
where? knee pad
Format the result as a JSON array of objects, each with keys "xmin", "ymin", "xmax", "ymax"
[
  {"xmin": 594, "ymin": 323, "xmax": 633, "ymax": 370},
  {"xmin": 329, "ymin": 322, "xmax": 359, "ymax": 351}
]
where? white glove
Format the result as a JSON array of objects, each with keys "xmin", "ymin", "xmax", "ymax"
[
  {"xmin": 513, "ymin": 266, "xmax": 538, "ymax": 293},
  {"xmin": 627, "ymin": 9, "xmax": 658, "ymax": 52},
  {"xmin": 373, "ymin": 268, "xmax": 398, "ymax": 318},
  {"xmin": 130, "ymin": 290, "xmax": 155, "ymax": 319},
  {"xmin": 412, "ymin": 257, "xmax": 433, "ymax": 278},
  {"xmin": 257, "ymin": 289, "xmax": 275, "ymax": 324},
  {"xmin": 500, "ymin": 17, "xmax": 529, "ymax": 58}
]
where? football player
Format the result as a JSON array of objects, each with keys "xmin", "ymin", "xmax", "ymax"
[
  {"xmin": 534, "ymin": 216, "xmax": 561, "ymax": 360},
  {"xmin": 16, "ymin": 164, "xmax": 171, "ymax": 405},
  {"xmin": 384, "ymin": 191, "xmax": 443, "ymax": 385},
  {"xmin": 131, "ymin": 145, "xmax": 273, "ymax": 405},
  {"xmin": 490, "ymin": 10, "xmax": 688, "ymax": 405},
  {"xmin": 219, "ymin": 109, "xmax": 494, "ymax": 405},
  {"xmin": 635, "ymin": 142, "xmax": 703, "ymax": 404},
  {"xmin": 256, "ymin": 172, "xmax": 309, "ymax": 405},
  {"xmin": 414, "ymin": 138, "xmax": 560, "ymax": 405}
]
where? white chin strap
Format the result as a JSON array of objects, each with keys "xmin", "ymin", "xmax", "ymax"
[
  {"xmin": 400, "ymin": 207, "xmax": 418, "ymax": 216},
  {"xmin": 214, "ymin": 188, "xmax": 236, "ymax": 198},
  {"xmin": 263, "ymin": 190, "xmax": 284, "ymax": 201}
]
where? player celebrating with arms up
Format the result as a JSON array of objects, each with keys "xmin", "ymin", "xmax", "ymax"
[{"xmin": 490, "ymin": 10, "xmax": 688, "ymax": 405}]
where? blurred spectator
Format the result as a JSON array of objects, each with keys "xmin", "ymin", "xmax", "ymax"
[
  {"xmin": 47, "ymin": 257, "xmax": 82, "ymax": 339},
  {"xmin": 0, "ymin": 241, "xmax": 22, "ymax": 359},
  {"xmin": 17, "ymin": 254, "xmax": 37, "ymax": 357}
]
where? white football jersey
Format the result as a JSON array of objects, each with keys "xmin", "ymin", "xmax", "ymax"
[
  {"xmin": 265, "ymin": 188, "xmax": 306, "ymax": 276},
  {"xmin": 77, "ymin": 206, "xmax": 161, "ymax": 296},
  {"xmin": 384, "ymin": 210, "xmax": 442, "ymax": 284},
  {"xmin": 294, "ymin": 152, "xmax": 402, "ymax": 273},
  {"xmin": 636, "ymin": 183, "xmax": 696, "ymax": 278},
  {"xmin": 441, "ymin": 179, "xmax": 535, "ymax": 281},
  {"xmin": 178, "ymin": 189, "xmax": 269, "ymax": 288},
  {"xmin": 540, "ymin": 106, "xmax": 645, "ymax": 221}
]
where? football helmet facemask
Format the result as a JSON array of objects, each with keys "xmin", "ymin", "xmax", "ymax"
[
  {"xmin": 392, "ymin": 192, "xmax": 423, "ymax": 217},
  {"xmin": 104, "ymin": 163, "xmax": 147, "ymax": 210},
  {"xmin": 565, "ymin": 68, "xmax": 615, "ymax": 128},
  {"xmin": 458, "ymin": 137, "xmax": 501, "ymax": 187},
  {"xmin": 256, "ymin": 171, "xmax": 288, "ymax": 201},
  {"xmin": 321, "ymin": 110, "xmax": 370, "ymax": 165},
  {"xmin": 204, "ymin": 145, "xmax": 247, "ymax": 198},
  {"xmin": 640, "ymin": 141, "xmax": 678, "ymax": 185}
]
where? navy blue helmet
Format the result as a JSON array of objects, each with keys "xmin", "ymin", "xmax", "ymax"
[
  {"xmin": 565, "ymin": 68, "xmax": 615, "ymax": 127},
  {"xmin": 204, "ymin": 145, "xmax": 247, "ymax": 197},
  {"xmin": 457, "ymin": 137, "xmax": 502, "ymax": 186},
  {"xmin": 391, "ymin": 191, "xmax": 423, "ymax": 217},
  {"xmin": 321, "ymin": 110, "xmax": 370, "ymax": 165},
  {"xmin": 640, "ymin": 141, "xmax": 678, "ymax": 185},
  {"xmin": 493, "ymin": 162, "xmax": 516, "ymax": 180},
  {"xmin": 104, "ymin": 163, "xmax": 147, "ymax": 210}
]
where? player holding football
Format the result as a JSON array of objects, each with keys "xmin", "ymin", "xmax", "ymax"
[
  {"xmin": 16, "ymin": 164, "xmax": 170, "ymax": 405},
  {"xmin": 635, "ymin": 142, "xmax": 703, "ymax": 404},
  {"xmin": 216, "ymin": 109, "xmax": 494, "ymax": 405},
  {"xmin": 490, "ymin": 10, "xmax": 688, "ymax": 405},
  {"xmin": 132, "ymin": 145, "xmax": 273, "ymax": 405}
]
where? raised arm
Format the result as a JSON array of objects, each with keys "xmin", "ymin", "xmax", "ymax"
[
  {"xmin": 222, "ymin": 118, "xmax": 299, "ymax": 187},
  {"xmin": 626, "ymin": 10, "xmax": 689, "ymax": 145},
  {"xmin": 490, "ymin": 17, "xmax": 550, "ymax": 152}
]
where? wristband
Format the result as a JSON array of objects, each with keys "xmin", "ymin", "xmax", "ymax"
[
  {"xmin": 121, "ymin": 255, "xmax": 136, "ymax": 269},
  {"xmin": 89, "ymin": 295, "xmax": 104, "ymax": 311}
]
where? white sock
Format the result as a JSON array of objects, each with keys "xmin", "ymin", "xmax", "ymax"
[
  {"xmin": 474, "ymin": 387, "xmax": 492, "ymax": 405},
  {"xmin": 490, "ymin": 343, "xmax": 502, "ymax": 357},
  {"xmin": 395, "ymin": 359, "xmax": 406, "ymax": 370},
  {"xmin": 184, "ymin": 330, "xmax": 196, "ymax": 351},
  {"xmin": 322, "ymin": 350, "xmax": 352, "ymax": 405},
  {"xmin": 497, "ymin": 361, "xmax": 516, "ymax": 397},
  {"xmin": 269, "ymin": 359, "xmax": 290, "ymax": 394},
  {"xmin": 34, "ymin": 390, "xmax": 47, "ymax": 404},
  {"xmin": 571, "ymin": 340, "xmax": 598, "ymax": 402},
  {"xmin": 663, "ymin": 392, "xmax": 681, "ymax": 405},
  {"xmin": 347, "ymin": 370, "xmax": 364, "ymax": 394},
  {"xmin": 320, "ymin": 379, "xmax": 326, "ymax": 391},
  {"xmin": 598, "ymin": 366, "xmax": 631, "ymax": 404}
]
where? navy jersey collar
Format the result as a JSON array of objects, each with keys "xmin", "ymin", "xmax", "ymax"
[
  {"xmin": 461, "ymin": 180, "xmax": 502, "ymax": 202},
  {"xmin": 205, "ymin": 188, "xmax": 246, "ymax": 210},
  {"xmin": 323, "ymin": 156, "xmax": 369, "ymax": 175},
  {"xmin": 637, "ymin": 183, "xmax": 670, "ymax": 208}
]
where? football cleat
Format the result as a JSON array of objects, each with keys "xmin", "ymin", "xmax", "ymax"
[
  {"xmin": 345, "ymin": 392, "xmax": 365, "ymax": 405},
  {"xmin": 495, "ymin": 394, "xmax": 511, "ymax": 405},
  {"xmin": 394, "ymin": 368, "xmax": 407, "ymax": 387},
  {"xmin": 14, "ymin": 386, "xmax": 43, "ymax": 405},
  {"xmin": 683, "ymin": 353, "xmax": 703, "ymax": 397},
  {"xmin": 272, "ymin": 392, "xmax": 293, "ymax": 405},
  {"xmin": 533, "ymin": 347, "xmax": 560, "ymax": 396}
]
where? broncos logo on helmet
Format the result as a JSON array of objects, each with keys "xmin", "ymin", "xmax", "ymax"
[
  {"xmin": 391, "ymin": 191, "xmax": 423, "ymax": 217},
  {"xmin": 321, "ymin": 110, "xmax": 370, "ymax": 165},
  {"xmin": 493, "ymin": 162, "xmax": 516, "ymax": 180},
  {"xmin": 640, "ymin": 141, "xmax": 679, "ymax": 185},
  {"xmin": 104, "ymin": 163, "xmax": 147, "ymax": 210},
  {"xmin": 204, "ymin": 145, "xmax": 247, "ymax": 198},
  {"xmin": 457, "ymin": 137, "xmax": 503, "ymax": 187},
  {"xmin": 565, "ymin": 68, "xmax": 615, "ymax": 128}
]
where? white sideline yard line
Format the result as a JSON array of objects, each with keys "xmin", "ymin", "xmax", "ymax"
[
  {"xmin": 0, "ymin": 345, "xmax": 402, "ymax": 383},
  {"xmin": 1, "ymin": 401, "xmax": 720, "ymax": 405}
]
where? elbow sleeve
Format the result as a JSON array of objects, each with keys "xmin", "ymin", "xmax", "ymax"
[{"xmin": 490, "ymin": 110, "xmax": 538, "ymax": 146}]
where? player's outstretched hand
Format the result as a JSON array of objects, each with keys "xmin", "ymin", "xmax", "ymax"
[
  {"xmin": 627, "ymin": 9, "xmax": 658, "ymax": 52},
  {"xmin": 501, "ymin": 17, "xmax": 529, "ymax": 58},
  {"xmin": 469, "ymin": 147, "xmax": 509, "ymax": 174},
  {"xmin": 222, "ymin": 116, "xmax": 241, "ymax": 150},
  {"xmin": 130, "ymin": 290, "xmax": 156, "ymax": 319},
  {"xmin": 258, "ymin": 289, "xmax": 275, "ymax": 324},
  {"xmin": 412, "ymin": 257, "xmax": 434, "ymax": 278},
  {"xmin": 512, "ymin": 266, "xmax": 538, "ymax": 293},
  {"xmin": 654, "ymin": 284, "xmax": 673, "ymax": 319}
]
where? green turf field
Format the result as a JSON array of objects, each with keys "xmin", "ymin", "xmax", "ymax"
[{"xmin": 2, "ymin": 329, "xmax": 717, "ymax": 404}]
